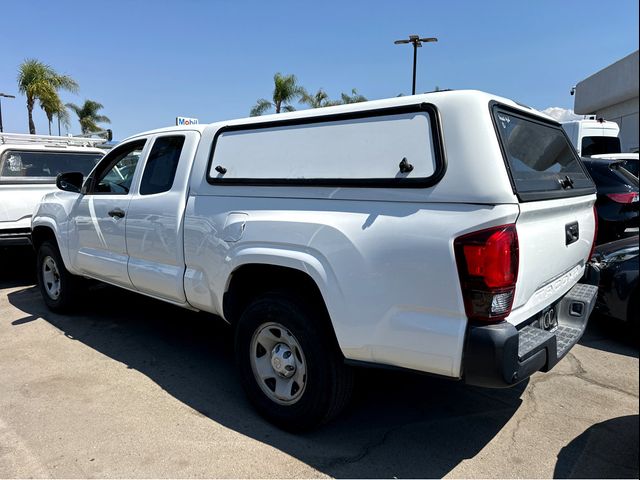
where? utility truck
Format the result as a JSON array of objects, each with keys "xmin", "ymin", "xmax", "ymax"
[{"xmin": 0, "ymin": 133, "xmax": 105, "ymax": 245}]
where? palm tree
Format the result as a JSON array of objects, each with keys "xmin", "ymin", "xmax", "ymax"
[
  {"xmin": 66, "ymin": 100, "xmax": 111, "ymax": 134},
  {"xmin": 39, "ymin": 93, "xmax": 69, "ymax": 135},
  {"xmin": 339, "ymin": 88, "xmax": 367, "ymax": 104},
  {"xmin": 55, "ymin": 107, "xmax": 71, "ymax": 136},
  {"xmin": 17, "ymin": 59, "xmax": 78, "ymax": 134},
  {"xmin": 250, "ymin": 73, "xmax": 306, "ymax": 116},
  {"xmin": 299, "ymin": 88, "xmax": 340, "ymax": 109}
]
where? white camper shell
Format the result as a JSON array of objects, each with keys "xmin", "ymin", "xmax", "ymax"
[{"xmin": 561, "ymin": 118, "xmax": 621, "ymax": 157}]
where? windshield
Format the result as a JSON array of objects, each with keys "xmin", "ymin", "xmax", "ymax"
[
  {"xmin": 581, "ymin": 136, "xmax": 621, "ymax": 156},
  {"xmin": 493, "ymin": 107, "xmax": 595, "ymax": 201},
  {"xmin": 0, "ymin": 150, "xmax": 103, "ymax": 183}
]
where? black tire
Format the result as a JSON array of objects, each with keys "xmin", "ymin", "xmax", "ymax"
[
  {"xmin": 36, "ymin": 241, "xmax": 84, "ymax": 312},
  {"xmin": 235, "ymin": 291, "xmax": 353, "ymax": 431}
]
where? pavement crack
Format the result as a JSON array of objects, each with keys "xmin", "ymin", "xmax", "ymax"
[
  {"xmin": 548, "ymin": 353, "xmax": 638, "ymax": 399},
  {"xmin": 509, "ymin": 376, "xmax": 540, "ymax": 445},
  {"xmin": 319, "ymin": 424, "xmax": 398, "ymax": 470}
]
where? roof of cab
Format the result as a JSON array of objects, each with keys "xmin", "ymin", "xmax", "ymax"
[{"xmin": 121, "ymin": 89, "xmax": 557, "ymax": 143}]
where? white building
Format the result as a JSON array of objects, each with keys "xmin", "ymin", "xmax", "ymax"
[{"xmin": 574, "ymin": 50, "xmax": 639, "ymax": 153}]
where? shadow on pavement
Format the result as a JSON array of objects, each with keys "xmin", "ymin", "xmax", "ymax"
[
  {"xmin": 0, "ymin": 246, "xmax": 36, "ymax": 289},
  {"xmin": 554, "ymin": 414, "xmax": 639, "ymax": 479},
  {"xmin": 8, "ymin": 284, "xmax": 527, "ymax": 478},
  {"xmin": 579, "ymin": 313, "xmax": 639, "ymax": 359}
]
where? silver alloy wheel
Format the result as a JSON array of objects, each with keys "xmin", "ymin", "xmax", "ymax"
[
  {"xmin": 42, "ymin": 255, "xmax": 61, "ymax": 300},
  {"xmin": 250, "ymin": 322, "xmax": 307, "ymax": 405}
]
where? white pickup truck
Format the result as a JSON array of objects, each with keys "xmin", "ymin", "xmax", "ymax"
[{"xmin": 32, "ymin": 90, "xmax": 599, "ymax": 430}]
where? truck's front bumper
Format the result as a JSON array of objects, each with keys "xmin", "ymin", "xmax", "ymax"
[
  {"xmin": 463, "ymin": 281, "xmax": 598, "ymax": 388},
  {"xmin": 0, "ymin": 228, "xmax": 32, "ymax": 246}
]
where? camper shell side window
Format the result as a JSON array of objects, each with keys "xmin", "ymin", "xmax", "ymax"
[{"xmin": 206, "ymin": 103, "xmax": 446, "ymax": 188}]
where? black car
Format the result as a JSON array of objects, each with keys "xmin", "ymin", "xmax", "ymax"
[
  {"xmin": 581, "ymin": 157, "xmax": 639, "ymax": 243},
  {"xmin": 592, "ymin": 235, "xmax": 638, "ymax": 328}
]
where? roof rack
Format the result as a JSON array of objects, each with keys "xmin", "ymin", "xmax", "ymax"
[
  {"xmin": 74, "ymin": 129, "xmax": 113, "ymax": 141},
  {"xmin": 0, "ymin": 132, "xmax": 107, "ymax": 147}
]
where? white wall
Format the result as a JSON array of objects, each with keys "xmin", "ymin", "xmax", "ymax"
[{"xmin": 596, "ymin": 98, "xmax": 639, "ymax": 153}]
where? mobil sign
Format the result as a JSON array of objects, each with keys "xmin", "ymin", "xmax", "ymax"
[{"xmin": 176, "ymin": 116, "xmax": 199, "ymax": 126}]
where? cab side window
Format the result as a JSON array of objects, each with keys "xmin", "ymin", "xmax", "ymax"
[
  {"xmin": 92, "ymin": 140, "xmax": 146, "ymax": 194},
  {"xmin": 139, "ymin": 136, "xmax": 185, "ymax": 195}
]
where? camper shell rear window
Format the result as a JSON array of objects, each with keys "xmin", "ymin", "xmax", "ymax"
[
  {"xmin": 207, "ymin": 103, "xmax": 446, "ymax": 188},
  {"xmin": 581, "ymin": 136, "xmax": 622, "ymax": 156},
  {"xmin": 0, "ymin": 150, "xmax": 103, "ymax": 184},
  {"xmin": 492, "ymin": 104, "xmax": 596, "ymax": 202}
]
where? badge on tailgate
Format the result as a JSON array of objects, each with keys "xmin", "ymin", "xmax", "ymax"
[{"xmin": 565, "ymin": 221, "xmax": 579, "ymax": 245}]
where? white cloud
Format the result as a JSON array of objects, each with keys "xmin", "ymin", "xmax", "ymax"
[{"xmin": 542, "ymin": 107, "xmax": 582, "ymax": 122}]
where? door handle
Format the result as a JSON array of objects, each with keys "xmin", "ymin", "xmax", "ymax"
[{"xmin": 108, "ymin": 208, "xmax": 125, "ymax": 219}]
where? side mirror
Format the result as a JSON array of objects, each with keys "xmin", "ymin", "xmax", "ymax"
[{"xmin": 56, "ymin": 171, "xmax": 84, "ymax": 193}]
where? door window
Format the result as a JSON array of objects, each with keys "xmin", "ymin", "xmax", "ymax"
[
  {"xmin": 139, "ymin": 136, "xmax": 185, "ymax": 195},
  {"xmin": 92, "ymin": 140, "xmax": 146, "ymax": 194}
]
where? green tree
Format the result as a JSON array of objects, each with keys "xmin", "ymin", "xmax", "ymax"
[
  {"xmin": 250, "ymin": 73, "xmax": 306, "ymax": 116},
  {"xmin": 66, "ymin": 100, "xmax": 111, "ymax": 134},
  {"xmin": 39, "ymin": 94, "xmax": 69, "ymax": 135},
  {"xmin": 339, "ymin": 88, "xmax": 367, "ymax": 104},
  {"xmin": 299, "ymin": 88, "xmax": 340, "ymax": 109},
  {"xmin": 17, "ymin": 59, "xmax": 78, "ymax": 134},
  {"xmin": 55, "ymin": 106, "xmax": 71, "ymax": 136}
]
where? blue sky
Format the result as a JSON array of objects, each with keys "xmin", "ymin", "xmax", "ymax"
[{"xmin": 1, "ymin": 0, "xmax": 638, "ymax": 140}]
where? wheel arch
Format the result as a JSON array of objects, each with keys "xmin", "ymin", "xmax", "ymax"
[
  {"xmin": 31, "ymin": 224, "xmax": 58, "ymax": 251},
  {"xmin": 223, "ymin": 262, "xmax": 344, "ymax": 355},
  {"xmin": 31, "ymin": 222, "xmax": 73, "ymax": 272}
]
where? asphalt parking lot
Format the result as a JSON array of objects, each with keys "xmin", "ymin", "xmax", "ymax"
[{"xmin": 1, "ymin": 247, "xmax": 638, "ymax": 478}]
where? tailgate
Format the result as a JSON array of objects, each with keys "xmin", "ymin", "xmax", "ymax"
[
  {"xmin": 0, "ymin": 184, "xmax": 55, "ymax": 226},
  {"xmin": 491, "ymin": 104, "xmax": 598, "ymax": 326},
  {"xmin": 509, "ymin": 194, "xmax": 596, "ymax": 325}
]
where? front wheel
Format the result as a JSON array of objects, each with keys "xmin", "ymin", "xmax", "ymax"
[
  {"xmin": 37, "ymin": 241, "xmax": 84, "ymax": 312},
  {"xmin": 235, "ymin": 292, "xmax": 353, "ymax": 431}
]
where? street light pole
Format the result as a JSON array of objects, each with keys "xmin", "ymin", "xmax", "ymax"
[
  {"xmin": 412, "ymin": 41, "xmax": 418, "ymax": 96},
  {"xmin": 0, "ymin": 93, "xmax": 16, "ymax": 133},
  {"xmin": 394, "ymin": 35, "xmax": 438, "ymax": 95}
]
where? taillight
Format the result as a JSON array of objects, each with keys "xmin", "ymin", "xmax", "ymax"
[
  {"xmin": 606, "ymin": 192, "xmax": 639, "ymax": 203},
  {"xmin": 588, "ymin": 204, "xmax": 598, "ymax": 261},
  {"xmin": 454, "ymin": 224, "xmax": 519, "ymax": 323}
]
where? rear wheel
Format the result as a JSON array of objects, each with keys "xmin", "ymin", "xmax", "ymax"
[
  {"xmin": 235, "ymin": 292, "xmax": 353, "ymax": 431},
  {"xmin": 37, "ymin": 241, "xmax": 84, "ymax": 312}
]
